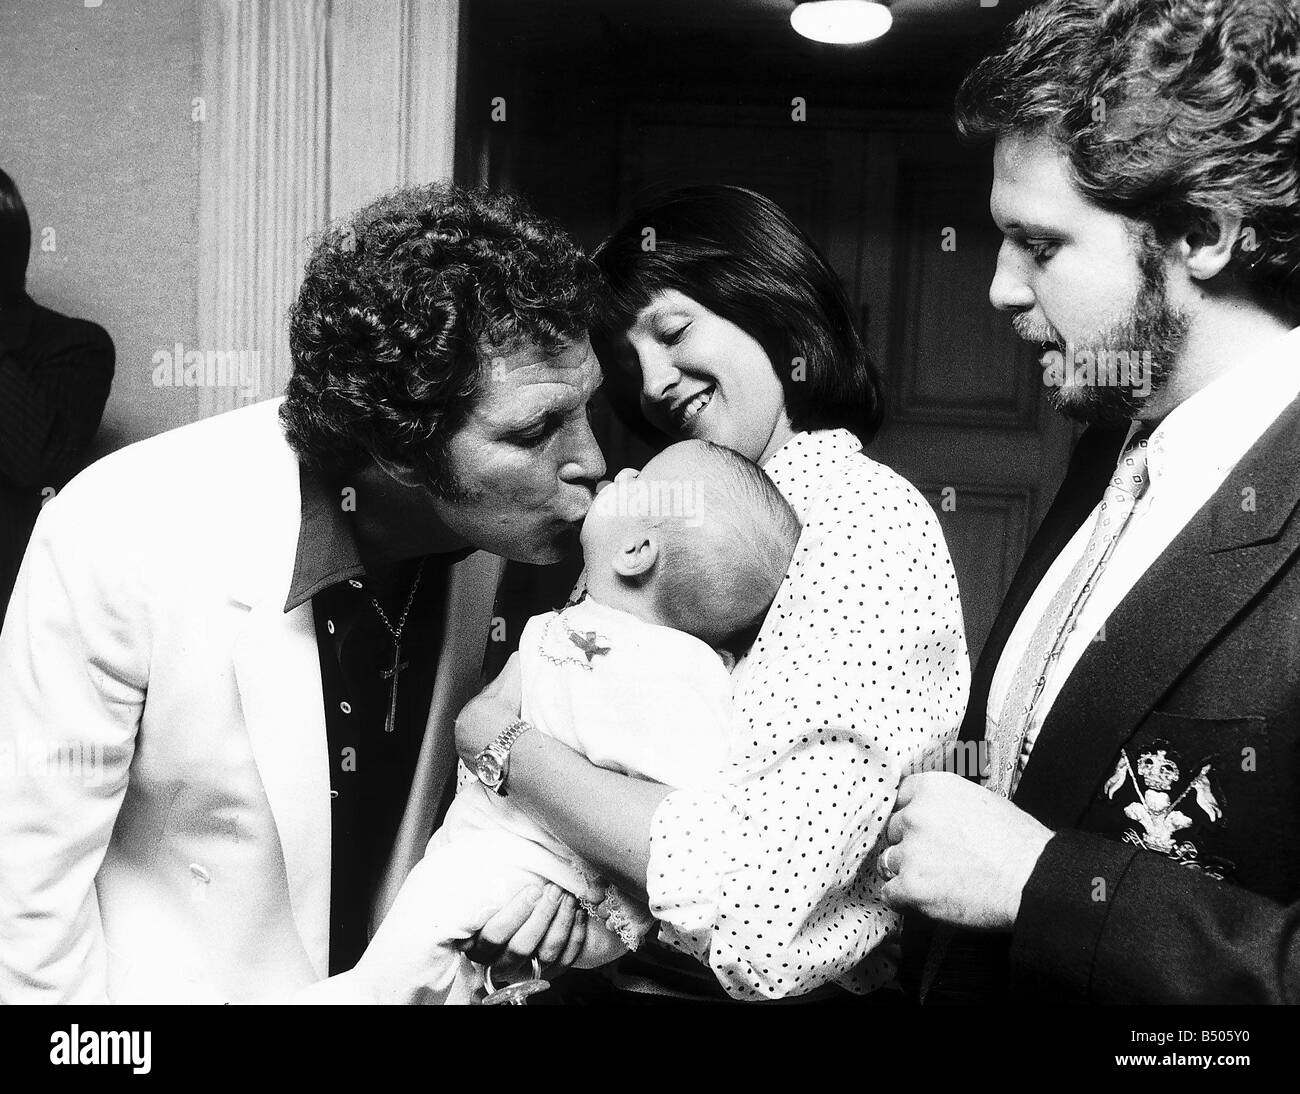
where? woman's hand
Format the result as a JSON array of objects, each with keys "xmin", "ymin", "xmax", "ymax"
[{"xmin": 456, "ymin": 651, "xmax": 522, "ymax": 764}]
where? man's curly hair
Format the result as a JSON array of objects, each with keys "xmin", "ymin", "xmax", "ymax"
[
  {"xmin": 281, "ymin": 183, "xmax": 600, "ymax": 495},
  {"xmin": 956, "ymin": 0, "xmax": 1300, "ymax": 321}
]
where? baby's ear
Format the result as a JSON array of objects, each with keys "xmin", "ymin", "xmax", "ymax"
[{"xmin": 612, "ymin": 533, "xmax": 659, "ymax": 579}]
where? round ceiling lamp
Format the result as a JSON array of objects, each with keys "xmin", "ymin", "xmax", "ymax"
[{"xmin": 790, "ymin": 1, "xmax": 893, "ymax": 45}]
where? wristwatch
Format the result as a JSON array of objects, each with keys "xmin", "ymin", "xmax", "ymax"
[{"xmin": 473, "ymin": 718, "xmax": 533, "ymax": 795}]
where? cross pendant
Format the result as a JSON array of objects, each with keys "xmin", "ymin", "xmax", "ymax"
[{"xmin": 380, "ymin": 642, "xmax": 410, "ymax": 734}]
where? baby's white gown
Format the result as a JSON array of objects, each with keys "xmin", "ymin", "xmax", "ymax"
[{"xmin": 421, "ymin": 595, "xmax": 737, "ymax": 1003}]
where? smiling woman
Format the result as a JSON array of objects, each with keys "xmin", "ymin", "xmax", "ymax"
[
  {"xmin": 457, "ymin": 184, "xmax": 971, "ymax": 1003},
  {"xmin": 606, "ymin": 288, "xmax": 793, "ymax": 465},
  {"xmin": 591, "ymin": 185, "xmax": 886, "ymax": 453}
]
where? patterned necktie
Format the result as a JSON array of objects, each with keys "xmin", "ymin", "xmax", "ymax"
[{"xmin": 988, "ymin": 424, "xmax": 1155, "ymax": 797}]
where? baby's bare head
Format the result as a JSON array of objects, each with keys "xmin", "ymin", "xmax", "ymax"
[{"xmin": 581, "ymin": 440, "xmax": 801, "ymax": 646}]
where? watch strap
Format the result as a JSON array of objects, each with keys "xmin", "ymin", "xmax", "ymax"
[{"xmin": 478, "ymin": 717, "xmax": 533, "ymax": 794}]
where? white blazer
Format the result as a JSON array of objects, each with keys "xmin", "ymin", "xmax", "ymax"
[{"xmin": 0, "ymin": 399, "xmax": 506, "ymax": 1003}]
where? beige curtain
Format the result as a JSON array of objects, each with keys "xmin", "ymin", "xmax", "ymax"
[{"xmin": 197, "ymin": 0, "xmax": 461, "ymax": 418}]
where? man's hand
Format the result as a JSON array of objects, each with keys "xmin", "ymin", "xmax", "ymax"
[
  {"xmin": 343, "ymin": 835, "xmax": 600, "ymax": 1004},
  {"xmin": 455, "ymin": 651, "xmax": 522, "ymax": 764},
  {"xmin": 880, "ymin": 771, "xmax": 1053, "ymax": 931},
  {"xmin": 463, "ymin": 881, "xmax": 591, "ymax": 980}
]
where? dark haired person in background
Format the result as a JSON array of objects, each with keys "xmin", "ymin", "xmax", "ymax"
[
  {"xmin": 0, "ymin": 169, "xmax": 113, "ymax": 625},
  {"xmin": 885, "ymin": 0, "xmax": 1300, "ymax": 1003},
  {"xmin": 0, "ymin": 183, "xmax": 605, "ymax": 1002},
  {"xmin": 457, "ymin": 185, "xmax": 969, "ymax": 1002}
]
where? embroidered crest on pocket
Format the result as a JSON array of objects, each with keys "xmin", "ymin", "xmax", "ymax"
[{"xmin": 1102, "ymin": 739, "xmax": 1232, "ymax": 878}]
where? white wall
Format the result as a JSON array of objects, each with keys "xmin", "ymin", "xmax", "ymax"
[
  {"xmin": 0, "ymin": 0, "xmax": 462, "ymax": 455},
  {"xmin": 0, "ymin": 0, "xmax": 204, "ymax": 455}
]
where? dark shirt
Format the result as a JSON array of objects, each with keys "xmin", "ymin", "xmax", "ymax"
[
  {"xmin": 285, "ymin": 465, "xmax": 470, "ymax": 975},
  {"xmin": 0, "ymin": 292, "xmax": 113, "ymax": 626}
]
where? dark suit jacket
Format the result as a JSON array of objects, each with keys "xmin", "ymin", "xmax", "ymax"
[
  {"xmin": 910, "ymin": 392, "xmax": 1300, "ymax": 1004},
  {"xmin": 0, "ymin": 292, "xmax": 114, "ymax": 625}
]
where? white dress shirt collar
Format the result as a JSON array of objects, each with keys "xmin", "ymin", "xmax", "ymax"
[{"xmin": 1133, "ymin": 325, "xmax": 1300, "ymax": 493}]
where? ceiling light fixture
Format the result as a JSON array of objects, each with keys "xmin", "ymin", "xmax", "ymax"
[{"xmin": 790, "ymin": 1, "xmax": 893, "ymax": 45}]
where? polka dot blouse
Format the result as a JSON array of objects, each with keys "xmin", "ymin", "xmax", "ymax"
[{"xmin": 646, "ymin": 427, "xmax": 970, "ymax": 1000}]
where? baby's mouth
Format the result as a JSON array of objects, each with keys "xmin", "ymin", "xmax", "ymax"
[{"xmin": 673, "ymin": 385, "xmax": 715, "ymax": 429}]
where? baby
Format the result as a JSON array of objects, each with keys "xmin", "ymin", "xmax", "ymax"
[{"xmin": 424, "ymin": 438, "xmax": 801, "ymax": 1001}]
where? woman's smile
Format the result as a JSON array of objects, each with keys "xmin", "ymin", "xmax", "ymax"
[{"xmin": 670, "ymin": 384, "xmax": 716, "ymax": 431}]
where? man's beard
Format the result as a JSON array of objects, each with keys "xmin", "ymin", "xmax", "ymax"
[{"xmin": 1019, "ymin": 251, "xmax": 1191, "ymax": 428}]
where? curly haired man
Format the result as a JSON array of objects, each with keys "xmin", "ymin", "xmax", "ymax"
[
  {"xmin": 0, "ymin": 184, "xmax": 607, "ymax": 1002},
  {"xmin": 886, "ymin": 0, "xmax": 1300, "ymax": 1003}
]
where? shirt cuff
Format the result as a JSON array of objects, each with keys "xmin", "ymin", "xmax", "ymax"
[
  {"xmin": 645, "ymin": 788, "xmax": 738, "ymax": 964},
  {"xmin": 1009, "ymin": 829, "xmax": 1142, "ymax": 1000}
]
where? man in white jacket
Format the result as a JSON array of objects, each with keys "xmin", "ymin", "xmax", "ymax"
[{"xmin": 0, "ymin": 183, "xmax": 607, "ymax": 1003}]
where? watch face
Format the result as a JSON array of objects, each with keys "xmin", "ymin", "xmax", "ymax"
[{"xmin": 476, "ymin": 751, "xmax": 504, "ymax": 787}]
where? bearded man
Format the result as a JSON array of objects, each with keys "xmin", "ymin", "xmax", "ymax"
[{"xmin": 887, "ymin": 0, "xmax": 1300, "ymax": 1004}]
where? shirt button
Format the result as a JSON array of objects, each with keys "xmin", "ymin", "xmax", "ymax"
[
  {"xmin": 340, "ymin": 701, "xmax": 352, "ymax": 714},
  {"xmin": 326, "ymin": 619, "xmax": 335, "ymax": 635}
]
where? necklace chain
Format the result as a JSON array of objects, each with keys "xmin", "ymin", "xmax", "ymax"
[{"xmin": 369, "ymin": 557, "xmax": 427, "ymax": 641}]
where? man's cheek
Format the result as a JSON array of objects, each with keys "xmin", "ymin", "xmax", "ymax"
[{"xmin": 476, "ymin": 455, "xmax": 554, "ymax": 508}]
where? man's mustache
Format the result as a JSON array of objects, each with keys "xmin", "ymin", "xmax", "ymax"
[{"xmin": 1012, "ymin": 314, "xmax": 1059, "ymax": 346}]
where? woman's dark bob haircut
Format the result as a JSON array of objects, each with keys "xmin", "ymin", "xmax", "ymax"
[{"xmin": 591, "ymin": 185, "xmax": 885, "ymax": 446}]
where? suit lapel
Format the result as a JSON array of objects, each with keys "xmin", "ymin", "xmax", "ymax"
[
  {"xmin": 231, "ymin": 597, "xmax": 332, "ymax": 977},
  {"xmin": 230, "ymin": 523, "xmax": 506, "ymax": 969},
  {"xmin": 225, "ymin": 422, "xmax": 506, "ymax": 969},
  {"xmin": 373, "ymin": 549, "xmax": 507, "ymax": 924},
  {"xmin": 961, "ymin": 425, "xmax": 1127, "ymax": 744},
  {"xmin": 1015, "ymin": 394, "xmax": 1300, "ymax": 828},
  {"xmin": 228, "ymin": 430, "xmax": 333, "ymax": 979}
]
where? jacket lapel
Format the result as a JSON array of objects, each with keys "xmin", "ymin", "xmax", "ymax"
[
  {"xmin": 228, "ymin": 431, "xmax": 333, "ymax": 979},
  {"xmin": 1015, "ymin": 394, "xmax": 1300, "ymax": 828},
  {"xmin": 225, "ymin": 418, "xmax": 507, "ymax": 971},
  {"xmin": 960, "ymin": 424, "xmax": 1127, "ymax": 744},
  {"xmin": 231, "ymin": 597, "xmax": 332, "ymax": 977},
  {"xmin": 373, "ymin": 549, "xmax": 507, "ymax": 924}
]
